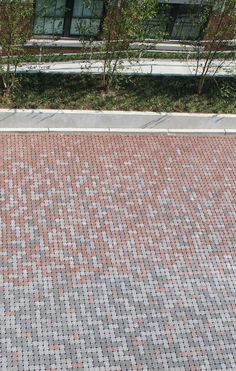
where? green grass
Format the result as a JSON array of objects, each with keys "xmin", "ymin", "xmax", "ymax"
[
  {"xmin": 1, "ymin": 74, "xmax": 236, "ymax": 113},
  {"xmin": 5, "ymin": 50, "xmax": 236, "ymax": 64}
]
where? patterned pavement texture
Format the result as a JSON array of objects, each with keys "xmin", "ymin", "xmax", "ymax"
[{"xmin": 0, "ymin": 134, "xmax": 236, "ymax": 371}]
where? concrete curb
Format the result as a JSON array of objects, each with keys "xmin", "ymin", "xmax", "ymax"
[
  {"xmin": 0, "ymin": 127, "xmax": 235, "ymax": 135},
  {"xmin": 0, "ymin": 127, "xmax": 49, "ymax": 132},
  {"xmin": 0, "ymin": 109, "xmax": 235, "ymax": 133},
  {"xmin": 225, "ymin": 129, "xmax": 236, "ymax": 135},
  {"xmin": 0, "ymin": 109, "xmax": 236, "ymax": 117}
]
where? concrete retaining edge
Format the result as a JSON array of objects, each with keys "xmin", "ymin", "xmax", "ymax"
[
  {"xmin": 0, "ymin": 109, "xmax": 235, "ymax": 133},
  {"xmin": 0, "ymin": 109, "xmax": 235, "ymax": 116},
  {"xmin": 1, "ymin": 127, "xmax": 236, "ymax": 135}
]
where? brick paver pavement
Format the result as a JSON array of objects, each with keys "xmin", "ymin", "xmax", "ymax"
[{"xmin": 1, "ymin": 134, "xmax": 236, "ymax": 370}]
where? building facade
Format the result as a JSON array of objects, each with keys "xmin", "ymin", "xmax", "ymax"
[{"xmin": 33, "ymin": 0, "xmax": 208, "ymax": 40}]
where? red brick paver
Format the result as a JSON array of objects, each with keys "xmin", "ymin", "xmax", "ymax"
[{"xmin": 1, "ymin": 134, "xmax": 236, "ymax": 370}]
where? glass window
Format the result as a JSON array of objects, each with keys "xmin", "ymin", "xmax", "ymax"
[
  {"xmin": 73, "ymin": 0, "xmax": 84, "ymax": 17},
  {"xmin": 170, "ymin": 5, "xmax": 203, "ymax": 40},
  {"xmin": 70, "ymin": 18, "xmax": 101, "ymax": 35},
  {"xmin": 35, "ymin": 0, "xmax": 65, "ymax": 17},
  {"xmin": 171, "ymin": 15, "xmax": 202, "ymax": 40},
  {"xmin": 73, "ymin": 0, "xmax": 103, "ymax": 18},
  {"xmin": 93, "ymin": 1, "xmax": 103, "ymax": 17},
  {"xmin": 34, "ymin": 17, "xmax": 64, "ymax": 35},
  {"xmin": 34, "ymin": 0, "xmax": 66, "ymax": 35},
  {"xmin": 70, "ymin": 0, "xmax": 104, "ymax": 36},
  {"xmin": 34, "ymin": 0, "xmax": 104, "ymax": 37}
]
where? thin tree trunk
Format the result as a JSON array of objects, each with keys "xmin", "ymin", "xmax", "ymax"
[{"xmin": 197, "ymin": 6, "xmax": 227, "ymax": 94}]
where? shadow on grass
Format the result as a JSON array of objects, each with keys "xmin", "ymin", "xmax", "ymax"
[{"xmin": 1, "ymin": 73, "xmax": 235, "ymax": 113}]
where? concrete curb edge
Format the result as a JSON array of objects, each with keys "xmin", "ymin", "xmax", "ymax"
[
  {"xmin": 0, "ymin": 127, "xmax": 235, "ymax": 135},
  {"xmin": 0, "ymin": 109, "xmax": 236, "ymax": 118}
]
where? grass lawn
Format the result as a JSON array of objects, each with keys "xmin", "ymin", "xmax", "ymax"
[
  {"xmin": 6, "ymin": 50, "xmax": 236, "ymax": 63},
  {"xmin": 0, "ymin": 74, "xmax": 236, "ymax": 113}
]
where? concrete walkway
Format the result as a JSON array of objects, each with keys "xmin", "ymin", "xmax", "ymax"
[
  {"xmin": 0, "ymin": 109, "xmax": 235, "ymax": 134},
  {"xmin": 16, "ymin": 58, "xmax": 236, "ymax": 76}
]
